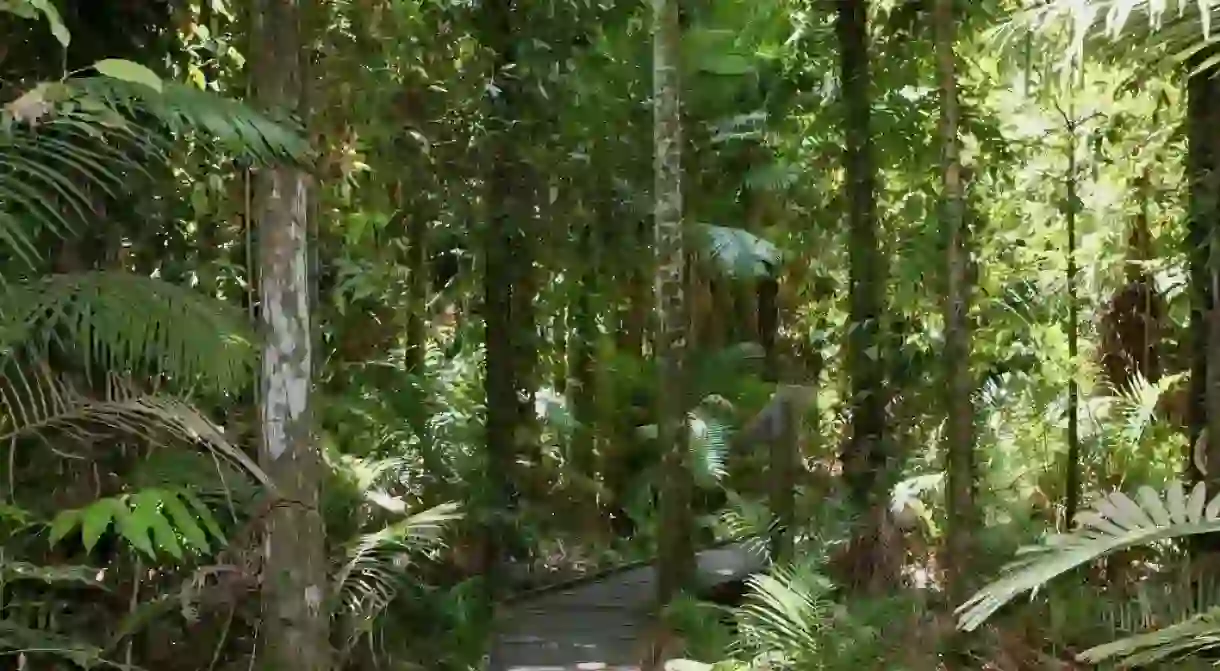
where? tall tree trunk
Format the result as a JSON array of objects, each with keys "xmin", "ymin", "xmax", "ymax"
[
  {"xmin": 570, "ymin": 207, "xmax": 598, "ymax": 479},
  {"xmin": 836, "ymin": 0, "xmax": 885, "ymax": 507},
  {"xmin": 1188, "ymin": 65, "xmax": 1220, "ymax": 488},
  {"xmin": 652, "ymin": 0, "xmax": 694, "ymax": 611},
  {"xmin": 251, "ymin": 0, "xmax": 329, "ymax": 668},
  {"xmin": 1064, "ymin": 109, "xmax": 1082, "ymax": 528},
  {"xmin": 936, "ymin": 0, "xmax": 976, "ymax": 600},
  {"xmin": 479, "ymin": 0, "xmax": 524, "ymax": 643}
]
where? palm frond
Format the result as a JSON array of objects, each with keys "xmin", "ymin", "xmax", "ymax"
[
  {"xmin": 690, "ymin": 407, "xmax": 732, "ymax": 486},
  {"xmin": 993, "ymin": 0, "xmax": 1220, "ymax": 74},
  {"xmin": 1, "ymin": 85, "xmax": 148, "ymax": 270},
  {"xmin": 0, "ymin": 271, "xmax": 257, "ymax": 392},
  {"xmin": 332, "ymin": 502, "xmax": 462, "ymax": 651},
  {"xmin": 694, "ymin": 224, "xmax": 781, "ymax": 280},
  {"xmin": 0, "ymin": 365, "xmax": 268, "ymax": 487},
  {"xmin": 1110, "ymin": 371, "xmax": 1186, "ymax": 446},
  {"xmin": 956, "ymin": 481, "xmax": 1220, "ymax": 632},
  {"xmin": 68, "ymin": 76, "xmax": 311, "ymax": 165},
  {"xmin": 1080, "ymin": 605, "xmax": 1220, "ymax": 667},
  {"xmin": 0, "ymin": 74, "xmax": 309, "ymax": 278},
  {"xmin": 733, "ymin": 563, "xmax": 837, "ymax": 665}
]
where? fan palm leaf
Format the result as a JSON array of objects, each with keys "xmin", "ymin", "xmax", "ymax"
[
  {"xmin": 1079, "ymin": 605, "xmax": 1220, "ymax": 666},
  {"xmin": 332, "ymin": 502, "xmax": 462, "ymax": 652},
  {"xmin": 994, "ymin": 0, "xmax": 1220, "ymax": 74},
  {"xmin": 956, "ymin": 481, "xmax": 1220, "ymax": 632}
]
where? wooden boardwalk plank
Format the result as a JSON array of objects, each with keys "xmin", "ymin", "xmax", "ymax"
[{"xmin": 493, "ymin": 542, "xmax": 765, "ymax": 671}]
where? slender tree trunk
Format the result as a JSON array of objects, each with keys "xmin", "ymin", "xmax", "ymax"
[
  {"xmin": 479, "ymin": 0, "xmax": 523, "ymax": 648},
  {"xmin": 570, "ymin": 208, "xmax": 598, "ymax": 479},
  {"xmin": 836, "ymin": 0, "xmax": 886, "ymax": 507},
  {"xmin": 251, "ymin": 0, "xmax": 329, "ymax": 668},
  {"xmin": 1064, "ymin": 109, "xmax": 1082, "ymax": 528},
  {"xmin": 936, "ymin": 0, "xmax": 976, "ymax": 600},
  {"xmin": 652, "ymin": 0, "xmax": 694, "ymax": 611},
  {"xmin": 1187, "ymin": 67, "xmax": 1220, "ymax": 488}
]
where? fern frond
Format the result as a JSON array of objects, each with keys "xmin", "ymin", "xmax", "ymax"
[
  {"xmin": 690, "ymin": 408, "xmax": 731, "ymax": 486},
  {"xmin": 733, "ymin": 563, "xmax": 837, "ymax": 664},
  {"xmin": 0, "ymin": 366, "xmax": 268, "ymax": 486},
  {"xmin": 0, "ymin": 271, "xmax": 257, "ymax": 392},
  {"xmin": 956, "ymin": 481, "xmax": 1220, "ymax": 632}
]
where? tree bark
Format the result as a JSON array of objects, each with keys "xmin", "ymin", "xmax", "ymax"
[
  {"xmin": 836, "ymin": 0, "xmax": 886, "ymax": 508},
  {"xmin": 251, "ymin": 0, "xmax": 329, "ymax": 668},
  {"xmin": 936, "ymin": 0, "xmax": 976, "ymax": 601},
  {"xmin": 1186, "ymin": 67, "xmax": 1220, "ymax": 485},
  {"xmin": 652, "ymin": 0, "xmax": 694, "ymax": 609}
]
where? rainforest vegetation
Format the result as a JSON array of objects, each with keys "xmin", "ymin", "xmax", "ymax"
[{"xmin": 7, "ymin": 0, "xmax": 1220, "ymax": 669}]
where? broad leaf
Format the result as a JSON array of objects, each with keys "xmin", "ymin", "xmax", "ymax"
[{"xmin": 92, "ymin": 59, "xmax": 163, "ymax": 93}]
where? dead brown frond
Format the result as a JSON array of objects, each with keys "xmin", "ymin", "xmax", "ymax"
[{"xmin": 0, "ymin": 364, "xmax": 269, "ymax": 487}]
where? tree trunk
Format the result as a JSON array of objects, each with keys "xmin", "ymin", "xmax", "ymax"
[
  {"xmin": 570, "ymin": 209, "xmax": 598, "ymax": 479},
  {"xmin": 652, "ymin": 0, "xmax": 694, "ymax": 611},
  {"xmin": 1186, "ymin": 67, "xmax": 1220, "ymax": 483},
  {"xmin": 479, "ymin": 3, "xmax": 532, "ymax": 652},
  {"xmin": 836, "ymin": 0, "xmax": 886, "ymax": 508},
  {"xmin": 936, "ymin": 0, "xmax": 976, "ymax": 602},
  {"xmin": 251, "ymin": 0, "xmax": 329, "ymax": 668}
]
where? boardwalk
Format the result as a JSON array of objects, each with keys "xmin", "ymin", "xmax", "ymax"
[{"xmin": 493, "ymin": 542, "xmax": 766, "ymax": 671}]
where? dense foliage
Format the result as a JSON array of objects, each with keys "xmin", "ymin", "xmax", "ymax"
[{"xmin": 7, "ymin": 0, "xmax": 1220, "ymax": 669}]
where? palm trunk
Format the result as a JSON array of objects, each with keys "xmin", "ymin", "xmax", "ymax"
[
  {"xmin": 479, "ymin": 0, "xmax": 523, "ymax": 637},
  {"xmin": 936, "ymin": 0, "xmax": 976, "ymax": 599},
  {"xmin": 251, "ymin": 0, "xmax": 329, "ymax": 668},
  {"xmin": 836, "ymin": 0, "xmax": 886, "ymax": 508},
  {"xmin": 1186, "ymin": 68, "xmax": 1220, "ymax": 483},
  {"xmin": 652, "ymin": 0, "xmax": 694, "ymax": 611}
]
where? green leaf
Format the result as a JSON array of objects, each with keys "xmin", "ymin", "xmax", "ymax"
[
  {"xmin": 182, "ymin": 491, "xmax": 227, "ymax": 545},
  {"xmin": 114, "ymin": 497, "xmax": 156, "ymax": 559},
  {"xmin": 48, "ymin": 508, "xmax": 82, "ymax": 546},
  {"xmin": 695, "ymin": 224, "xmax": 781, "ymax": 279},
  {"xmin": 161, "ymin": 490, "xmax": 211, "ymax": 554},
  {"xmin": 80, "ymin": 498, "xmax": 122, "ymax": 552},
  {"xmin": 92, "ymin": 59, "xmax": 163, "ymax": 93},
  {"xmin": 28, "ymin": 0, "xmax": 70, "ymax": 47},
  {"xmin": 132, "ymin": 489, "xmax": 183, "ymax": 560}
]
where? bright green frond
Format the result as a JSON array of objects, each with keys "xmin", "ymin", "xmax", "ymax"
[{"xmin": 0, "ymin": 271, "xmax": 256, "ymax": 393}]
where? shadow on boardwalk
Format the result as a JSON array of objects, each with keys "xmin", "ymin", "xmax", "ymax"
[{"xmin": 493, "ymin": 542, "xmax": 766, "ymax": 671}]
